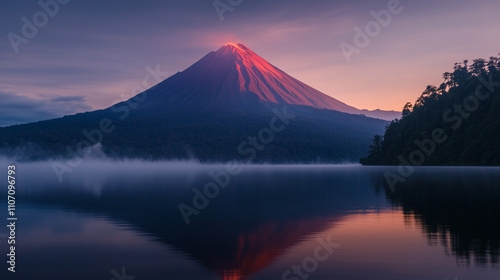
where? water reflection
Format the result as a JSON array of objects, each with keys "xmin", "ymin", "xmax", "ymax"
[
  {"xmin": 16, "ymin": 165, "xmax": 386, "ymax": 279},
  {"xmin": 3, "ymin": 163, "xmax": 500, "ymax": 279},
  {"xmin": 378, "ymin": 167, "xmax": 500, "ymax": 267}
]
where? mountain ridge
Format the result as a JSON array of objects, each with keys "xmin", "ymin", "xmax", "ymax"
[
  {"xmin": 130, "ymin": 43, "xmax": 399, "ymax": 120},
  {"xmin": 0, "ymin": 43, "xmax": 392, "ymax": 163}
]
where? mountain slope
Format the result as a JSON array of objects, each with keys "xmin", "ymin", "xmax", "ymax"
[
  {"xmin": 0, "ymin": 106, "xmax": 388, "ymax": 162},
  {"xmin": 131, "ymin": 43, "xmax": 399, "ymax": 120},
  {"xmin": 0, "ymin": 43, "xmax": 392, "ymax": 162}
]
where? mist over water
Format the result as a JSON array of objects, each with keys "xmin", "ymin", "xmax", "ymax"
[
  {"xmin": 0, "ymin": 155, "xmax": 361, "ymax": 189},
  {"xmin": 0, "ymin": 159, "xmax": 499, "ymax": 279}
]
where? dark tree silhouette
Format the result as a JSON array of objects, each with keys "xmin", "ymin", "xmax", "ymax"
[
  {"xmin": 402, "ymin": 102, "xmax": 413, "ymax": 117},
  {"xmin": 361, "ymin": 55, "xmax": 500, "ymax": 166},
  {"xmin": 368, "ymin": 135, "xmax": 383, "ymax": 154}
]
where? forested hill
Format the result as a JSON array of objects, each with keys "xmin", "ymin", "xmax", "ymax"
[{"xmin": 361, "ymin": 55, "xmax": 500, "ymax": 166}]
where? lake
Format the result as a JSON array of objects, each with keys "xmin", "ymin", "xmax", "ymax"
[{"xmin": 0, "ymin": 161, "xmax": 499, "ymax": 279}]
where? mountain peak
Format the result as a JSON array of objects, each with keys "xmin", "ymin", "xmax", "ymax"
[
  {"xmin": 134, "ymin": 43, "xmax": 400, "ymax": 120},
  {"xmin": 140, "ymin": 42, "xmax": 362, "ymax": 113},
  {"xmin": 216, "ymin": 42, "xmax": 251, "ymax": 57},
  {"xmin": 223, "ymin": 42, "xmax": 243, "ymax": 48}
]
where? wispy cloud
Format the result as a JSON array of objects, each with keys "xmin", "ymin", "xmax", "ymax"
[
  {"xmin": 0, "ymin": 92, "xmax": 92, "ymax": 127},
  {"xmin": 50, "ymin": 96, "xmax": 86, "ymax": 103}
]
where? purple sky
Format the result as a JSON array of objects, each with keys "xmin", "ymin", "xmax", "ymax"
[{"xmin": 1, "ymin": 0, "xmax": 499, "ymax": 126}]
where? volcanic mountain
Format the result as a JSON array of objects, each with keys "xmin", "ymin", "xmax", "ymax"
[
  {"xmin": 0, "ymin": 43, "xmax": 394, "ymax": 162},
  {"xmin": 129, "ymin": 43, "xmax": 399, "ymax": 119}
]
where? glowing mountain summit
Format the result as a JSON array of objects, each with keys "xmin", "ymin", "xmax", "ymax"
[{"xmin": 136, "ymin": 43, "xmax": 399, "ymax": 119}]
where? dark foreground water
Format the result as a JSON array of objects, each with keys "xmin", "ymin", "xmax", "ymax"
[{"xmin": 0, "ymin": 161, "xmax": 499, "ymax": 280}]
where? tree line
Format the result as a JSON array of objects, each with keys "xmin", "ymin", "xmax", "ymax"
[{"xmin": 361, "ymin": 55, "xmax": 500, "ymax": 166}]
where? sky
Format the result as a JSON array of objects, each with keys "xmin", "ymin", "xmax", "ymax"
[{"xmin": 1, "ymin": 0, "xmax": 499, "ymax": 126}]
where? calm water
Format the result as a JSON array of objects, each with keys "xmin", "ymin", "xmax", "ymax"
[{"xmin": 0, "ymin": 162, "xmax": 499, "ymax": 280}]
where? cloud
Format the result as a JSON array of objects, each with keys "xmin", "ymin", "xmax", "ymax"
[
  {"xmin": 50, "ymin": 96, "xmax": 86, "ymax": 103},
  {"xmin": 0, "ymin": 92, "xmax": 92, "ymax": 127}
]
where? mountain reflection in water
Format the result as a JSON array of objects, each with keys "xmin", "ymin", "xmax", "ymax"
[{"xmin": 4, "ymin": 163, "xmax": 499, "ymax": 279}]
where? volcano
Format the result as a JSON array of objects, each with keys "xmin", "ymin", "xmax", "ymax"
[
  {"xmin": 0, "ymin": 43, "xmax": 394, "ymax": 163},
  {"xmin": 129, "ymin": 43, "xmax": 399, "ymax": 119}
]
